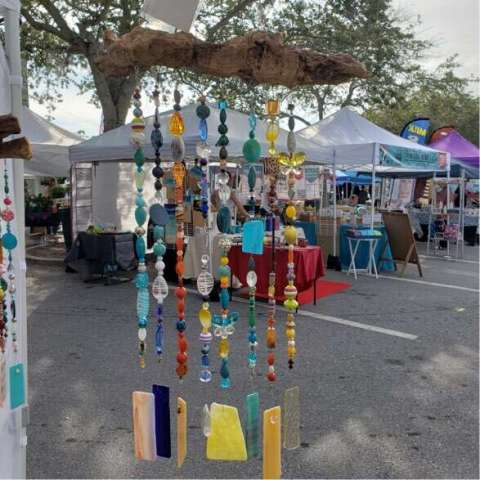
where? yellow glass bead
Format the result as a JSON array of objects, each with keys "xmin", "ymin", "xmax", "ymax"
[
  {"xmin": 169, "ymin": 111, "xmax": 184, "ymax": 136},
  {"xmin": 266, "ymin": 99, "xmax": 280, "ymax": 116},
  {"xmin": 287, "ymin": 313, "xmax": 295, "ymax": 322},
  {"xmin": 268, "ymin": 144, "xmax": 278, "ymax": 157},
  {"xmin": 292, "ymin": 151, "xmax": 306, "ymax": 167},
  {"xmin": 220, "ymin": 276, "xmax": 229, "ymax": 288},
  {"xmin": 285, "ymin": 205, "xmax": 296, "ymax": 219},
  {"xmin": 266, "ymin": 122, "xmax": 279, "ymax": 143},
  {"xmin": 199, "ymin": 306, "xmax": 212, "ymax": 331},
  {"xmin": 219, "ymin": 338, "xmax": 229, "ymax": 358},
  {"xmin": 268, "ymin": 286, "xmax": 275, "ymax": 297},
  {"xmin": 287, "ymin": 346, "xmax": 296, "ymax": 356},
  {"xmin": 172, "ymin": 162, "xmax": 185, "ymax": 186},
  {"xmin": 283, "ymin": 298, "xmax": 298, "ymax": 311},
  {"xmin": 286, "ymin": 329, "xmax": 295, "ymax": 339},
  {"xmin": 284, "ymin": 225, "xmax": 297, "ymax": 245},
  {"xmin": 220, "ymin": 256, "xmax": 229, "ymax": 266}
]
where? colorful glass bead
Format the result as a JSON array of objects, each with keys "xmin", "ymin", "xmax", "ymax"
[{"xmin": 168, "ymin": 111, "xmax": 184, "ymax": 136}]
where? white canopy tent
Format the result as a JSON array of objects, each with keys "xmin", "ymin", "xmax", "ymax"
[
  {"xmin": 69, "ymin": 103, "xmax": 326, "ymax": 235},
  {"xmin": 298, "ymin": 107, "xmax": 450, "ymax": 257},
  {"xmin": 22, "ymin": 107, "xmax": 82, "ymax": 177}
]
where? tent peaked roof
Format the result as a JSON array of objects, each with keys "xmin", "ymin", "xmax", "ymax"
[
  {"xmin": 22, "ymin": 106, "xmax": 83, "ymax": 176},
  {"xmin": 70, "ymin": 102, "xmax": 327, "ymax": 164},
  {"xmin": 298, "ymin": 107, "xmax": 446, "ymax": 170},
  {"xmin": 429, "ymin": 129, "xmax": 479, "ymax": 167}
]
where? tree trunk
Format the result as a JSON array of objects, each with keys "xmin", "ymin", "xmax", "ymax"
[{"xmin": 87, "ymin": 53, "xmax": 138, "ymax": 132}]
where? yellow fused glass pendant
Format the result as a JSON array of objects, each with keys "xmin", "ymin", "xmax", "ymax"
[
  {"xmin": 266, "ymin": 122, "xmax": 279, "ymax": 143},
  {"xmin": 177, "ymin": 397, "xmax": 187, "ymax": 468},
  {"xmin": 263, "ymin": 406, "xmax": 281, "ymax": 479},
  {"xmin": 169, "ymin": 111, "xmax": 185, "ymax": 136},
  {"xmin": 206, "ymin": 403, "xmax": 247, "ymax": 461}
]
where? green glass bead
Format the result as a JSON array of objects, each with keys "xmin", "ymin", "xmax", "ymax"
[
  {"xmin": 135, "ymin": 170, "xmax": 145, "ymax": 190},
  {"xmin": 217, "ymin": 265, "xmax": 230, "ymax": 277},
  {"xmin": 196, "ymin": 103, "xmax": 210, "ymax": 119},
  {"xmin": 135, "ymin": 206, "xmax": 147, "ymax": 226},
  {"xmin": 243, "ymin": 138, "xmax": 261, "ymax": 163},
  {"xmin": 248, "ymin": 311, "xmax": 256, "ymax": 327},
  {"xmin": 134, "ymin": 148, "xmax": 145, "ymax": 165},
  {"xmin": 248, "ymin": 166, "xmax": 257, "ymax": 191},
  {"xmin": 220, "ymin": 109, "xmax": 227, "ymax": 123}
]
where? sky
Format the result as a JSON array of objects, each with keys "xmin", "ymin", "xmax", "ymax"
[{"xmin": 30, "ymin": 0, "xmax": 480, "ymax": 138}]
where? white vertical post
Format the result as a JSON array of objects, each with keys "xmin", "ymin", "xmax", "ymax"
[{"xmin": 3, "ymin": 3, "xmax": 27, "ymax": 479}]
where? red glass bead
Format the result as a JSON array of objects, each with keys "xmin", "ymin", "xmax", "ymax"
[
  {"xmin": 176, "ymin": 352, "xmax": 187, "ymax": 364},
  {"xmin": 178, "ymin": 312, "xmax": 185, "ymax": 320},
  {"xmin": 267, "ymin": 352, "xmax": 275, "ymax": 365},
  {"xmin": 267, "ymin": 371, "xmax": 277, "ymax": 382},
  {"xmin": 178, "ymin": 337, "xmax": 188, "ymax": 352},
  {"xmin": 3, "ymin": 197, "xmax": 11, "ymax": 205},
  {"xmin": 176, "ymin": 364, "xmax": 188, "ymax": 377},
  {"xmin": 177, "ymin": 300, "xmax": 185, "ymax": 314},
  {"xmin": 175, "ymin": 286, "xmax": 186, "ymax": 299}
]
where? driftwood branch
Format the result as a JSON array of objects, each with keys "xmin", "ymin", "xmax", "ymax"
[
  {"xmin": 96, "ymin": 27, "xmax": 368, "ymax": 88},
  {"xmin": 0, "ymin": 115, "xmax": 32, "ymax": 160}
]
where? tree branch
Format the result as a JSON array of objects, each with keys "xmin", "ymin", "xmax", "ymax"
[
  {"xmin": 21, "ymin": 8, "xmax": 64, "ymax": 38},
  {"xmin": 96, "ymin": 27, "xmax": 368, "ymax": 88},
  {"xmin": 37, "ymin": 0, "xmax": 76, "ymax": 43},
  {"xmin": 207, "ymin": 0, "xmax": 258, "ymax": 39}
]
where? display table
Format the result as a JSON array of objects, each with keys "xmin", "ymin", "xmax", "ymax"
[
  {"xmin": 345, "ymin": 229, "xmax": 382, "ymax": 279},
  {"xmin": 339, "ymin": 224, "xmax": 394, "ymax": 272},
  {"xmin": 65, "ymin": 231, "xmax": 136, "ymax": 282},
  {"xmin": 229, "ymin": 244, "xmax": 325, "ymax": 302}
]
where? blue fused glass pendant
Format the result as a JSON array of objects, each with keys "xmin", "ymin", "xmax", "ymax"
[{"xmin": 152, "ymin": 385, "xmax": 172, "ymax": 458}]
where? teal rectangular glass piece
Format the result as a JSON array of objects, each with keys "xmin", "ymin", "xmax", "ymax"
[
  {"xmin": 242, "ymin": 220, "xmax": 265, "ymax": 255},
  {"xmin": 245, "ymin": 392, "xmax": 260, "ymax": 458},
  {"xmin": 9, "ymin": 363, "xmax": 25, "ymax": 410}
]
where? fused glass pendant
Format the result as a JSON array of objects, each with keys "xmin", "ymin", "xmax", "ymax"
[
  {"xmin": 177, "ymin": 397, "xmax": 187, "ymax": 468},
  {"xmin": 263, "ymin": 406, "xmax": 281, "ymax": 479},
  {"xmin": 283, "ymin": 386, "xmax": 300, "ymax": 450},
  {"xmin": 152, "ymin": 385, "xmax": 171, "ymax": 458},
  {"xmin": 217, "ymin": 206, "xmax": 231, "ymax": 233},
  {"xmin": 206, "ymin": 403, "xmax": 247, "ymax": 461},
  {"xmin": 202, "ymin": 404, "xmax": 212, "ymax": 436},
  {"xmin": 132, "ymin": 391, "xmax": 156, "ymax": 461},
  {"xmin": 242, "ymin": 220, "xmax": 265, "ymax": 255},
  {"xmin": 9, "ymin": 363, "xmax": 25, "ymax": 409},
  {"xmin": 0, "ymin": 357, "xmax": 5, "ymax": 407},
  {"xmin": 245, "ymin": 393, "xmax": 260, "ymax": 458}
]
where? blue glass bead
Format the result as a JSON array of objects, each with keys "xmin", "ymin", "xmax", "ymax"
[
  {"xmin": 201, "ymin": 344, "xmax": 210, "ymax": 354},
  {"xmin": 220, "ymin": 358, "xmax": 229, "ymax": 379},
  {"xmin": 176, "ymin": 320, "xmax": 186, "ymax": 332},
  {"xmin": 230, "ymin": 311, "xmax": 239, "ymax": 324},
  {"xmin": 249, "ymin": 113, "xmax": 256, "ymax": 131},
  {"xmin": 217, "ymin": 265, "xmax": 230, "ymax": 277},
  {"xmin": 248, "ymin": 351, "xmax": 257, "ymax": 363},
  {"xmin": 154, "ymin": 225, "xmax": 164, "ymax": 240},
  {"xmin": 220, "ymin": 377, "xmax": 231, "ymax": 388},
  {"xmin": 201, "ymin": 354, "xmax": 210, "ymax": 367},
  {"xmin": 134, "ymin": 149, "xmax": 145, "ymax": 165},
  {"xmin": 135, "ymin": 237, "xmax": 146, "ymax": 259},
  {"xmin": 135, "ymin": 207, "xmax": 147, "ymax": 226},
  {"xmin": 155, "ymin": 324, "xmax": 163, "ymax": 353},
  {"xmin": 137, "ymin": 290, "xmax": 149, "ymax": 318},
  {"xmin": 133, "ymin": 107, "xmax": 142, "ymax": 117},
  {"xmin": 220, "ymin": 288, "xmax": 230, "ymax": 310},
  {"xmin": 199, "ymin": 119, "xmax": 208, "ymax": 142},
  {"xmin": 157, "ymin": 304, "xmax": 163, "ymax": 315},
  {"xmin": 218, "ymin": 99, "xmax": 228, "ymax": 110},
  {"xmin": 200, "ymin": 370, "xmax": 213, "ymax": 382},
  {"xmin": 135, "ymin": 271, "xmax": 149, "ymax": 289},
  {"xmin": 153, "ymin": 242, "xmax": 166, "ymax": 257},
  {"xmin": 151, "ymin": 129, "xmax": 163, "ymax": 149},
  {"xmin": 201, "ymin": 204, "xmax": 208, "ymax": 214},
  {"xmin": 138, "ymin": 318, "xmax": 147, "ymax": 328},
  {"xmin": 2, "ymin": 232, "xmax": 17, "ymax": 250},
  {"xmin": 135, "ymin": 195, "xmax": 145, "ymax": 207},
  {"xmin": 248, "ymin": 332, "xmax": 257, "ymax": 343}
]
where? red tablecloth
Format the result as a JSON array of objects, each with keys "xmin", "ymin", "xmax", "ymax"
[{"xmin": 229, "ymin": 245, "xmax": 325, "ymax": 300}]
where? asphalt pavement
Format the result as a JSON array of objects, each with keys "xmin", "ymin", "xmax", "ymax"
[{"xmin": 26, "ymin": 244, "xmax": 479, "ymax": 479}]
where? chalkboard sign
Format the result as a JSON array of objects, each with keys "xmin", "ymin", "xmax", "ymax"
[{"xmin": 381, "ymin": 211, "xmax": 423, "ymax": 277}]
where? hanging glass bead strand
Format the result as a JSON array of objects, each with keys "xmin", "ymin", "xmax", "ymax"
[
  {"xmin": 1, "ymin": 163, "xmax": 17, "ymax": 354},
  {"xmin": 169, "ymin": 88, "xmax": 188, "ymax": 380},
  {"xmin": 243, "ymin": 108, "xmax": 261, "ymax": 376},
  {"xmin": 0, "ymin": 212, "xmax": 6, "ymax": 356},
  {"xmin": 279, "ymin": 104, "xmax": 306, "ymax": 370},
  {"xmin": 196, "ymin": 97, "xmax": 214, "ymax": 383},
  {"xmin": 150, "ymin": 84, "xmax": 168, "ymax": 362},
  {"xmin": 130, "ymin": 88, "xmax": 149, "ymax": 368}
]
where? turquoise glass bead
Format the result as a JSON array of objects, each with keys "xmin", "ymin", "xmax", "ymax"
[
  {"xmin": 248, "ymin": 113, "xmax": 257, "ymax": 131},
  {"xmin": 153, "ymin": 242, "xmax": 166, "ymax": 257},
  {"xmin": 135, "ymin": 271, "xmax": 149, "ymax": 289},
  {"xmin": 135, "ymin": 195, "xmax": 145, "ymax": 207},
  {"xmin": 154, "ymin": 225, "xmax": 164, "ymax": 240},
  {"xmin": 2, "ymin": 232, "xmax": 17, "ymax": 250},
  {"xmin": 137, "ymin": 289, "xmax": 149, "ymax": 318},
  {"xmin": 217, "ymin": 265, "xmax": 230, "ymax": 277},
  {"xmin": 135, "ymin": 237, "xmax": 146, "ymax": 259},
  {"xmin": 134, "ymin": 148, "xmax": 145, "ymax": 166},
  {"xmin": 220, "ymin": 288, "xmax": 230, "ymax": 309},
  {"xmin": 135, "ymin": 207, "xmax": 147, "ymax": 226},
  {"xmin": 218, "ymin": 99, "xmax": 228, "ymax": 110},
  {"xmin": 243, "ymin": 138, "xmax": 261, "ymax": 163}
]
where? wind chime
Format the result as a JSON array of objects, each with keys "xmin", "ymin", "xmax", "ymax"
[
  {"xmin": 278, "ymin": 103, "xmax": 305, "ymax": 369},
  {"xmin": 265, "ymin": 98, "xmax": 281, "ymax": 381},
  {"xmin": 195, "ymin": 96, "xmax": 215, "ymax": 383},
  {"xmin": 150, "ymin": 83, "xmax": 169, "ymax": 362},
  {"xmin": 212, "ymin": 99, "xmax": 239, "ymax": 389},
  {"xmin": 130, "ymin": 88, "xmax": 149, "ymax": 368},
  {"xmin": 169, "ymin": 89, "xmax": 188, "ymax": 380}
]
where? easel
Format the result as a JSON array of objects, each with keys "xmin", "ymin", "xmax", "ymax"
[{"xmin": 380, "ymin": 211, "xmax": 423, "ymax": 277}]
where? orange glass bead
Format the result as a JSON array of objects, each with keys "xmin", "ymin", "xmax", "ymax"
[
  {"xmin": 176, "ymin": 364, "xmax": 188, "ymax": 377},
  {"xmin": 176, "ymin": 261, "xmax": 185, "ymax": 276},
  {"xmin": 286, "ymin": 328, "xmax": 295, "ymax": 339},
  {"xmin": 266, "ymin": 329, "xmax": 276, "ymax": 348},
  {"xmin": 267, "ymin": 352, "xmax": 275, "ymax": 365},
  {"xmin": 177, "ymin": 300, "xmax": 185, "ymax": 314},
  {"xmin": 169, "ymin": 111, "xmax": 185, "ymax": 136},
  {"xmin": 176, "ymin": 286, "xmax": 186, "ymax": 299},
  {"xmin": 266, "ymin": 99, "xmax": 280, "ymax": 116},
  {"xmin": 177, "ymin": 352, "xmax": 187, "ymax": 364},
  {"xmin": 287, "ymin": 346, "xmax": 296, "ymax": 356},
  {"xmin": 178, "ymin": 336, "xmax": 188, "ymax": 352},
  {"xmin": 172, "ymin": 161, "xmax": 185, "ymax": 185}
]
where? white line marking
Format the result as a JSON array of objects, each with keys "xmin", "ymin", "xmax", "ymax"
[
  {"xmin": 232, "ymin": 296, "xmax": 418, "ymax": 340},
  {"xmin": 419, "ymin": 254, "xmax": 479, "ymax": 265},
  {"xmin": 375, "ymin": 274, "xmax": 479, "ymax": 293}
]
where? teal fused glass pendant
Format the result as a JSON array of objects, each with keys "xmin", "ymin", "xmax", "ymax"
[
  {"xmin": 245, "ymin": 392, "xmax": 260, "ymax": 458},
  {"xmin": 2, "ymin": 232, "xmax": 17, "ymax": 250}
]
